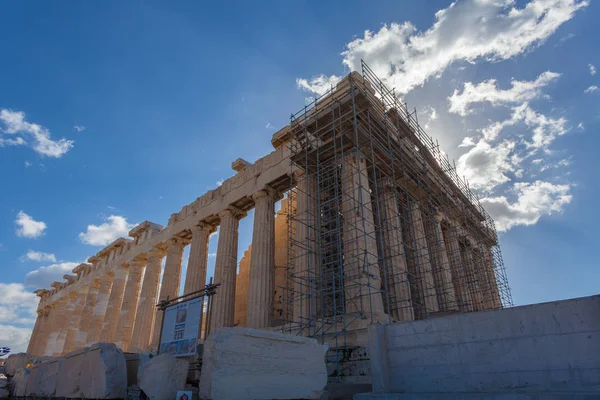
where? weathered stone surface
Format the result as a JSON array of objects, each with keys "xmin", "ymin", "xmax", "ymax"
[
  {"xmin": 199, "ymin": 327, "xmax": 327, "ymax": 400},
  {"xmin": 3, "ymin": 353, "xmax": 31, "ymax": 377},
  {"xmin": 0, "ymin": 388, "xmax": 8, "ymax": 399},
  {"xmin": 25, "ymin": 358, "xmax": 62, "ymax": 397},
  {"xmin": 0, "ymin": 378, "xmax": 8, "ymax": 388},
  {"xmin": 9, "ymin": 368, "xmax": 30, "ymax": 397},
  {"xmin": 80, "ymin": 342, "xmax": 128, "ymax": 399},
  {"xmin": 55, "ymin": 347, "xmax": 89, "ymax": 398},
  {"xmin": 138, "ymin": 353, "xmax": 189, "ymax": 400}
]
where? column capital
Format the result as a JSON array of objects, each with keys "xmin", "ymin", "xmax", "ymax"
[
  {"xmin": 252, "ymin": 186, "xmax": 279, "ymax": 202},
  {"xmin": 219, "ymin": 206, "xmax": 246, "ymax": 220},
  {"xmin": 167, "ymin": 237, "xmax": 187, "ymax": 248},
  {"xmin": 148, "ymin": 247, "xmax": 167, "ymax": 258},
  {"xmin": 190, "ymin": 222, "xmax": 216, "ymax": 235},
  {"xmin": 129, "ymin": 258, "xmax": 146, "ymax": 267},
  {"xmin": 292, "ymin": 168, "xmax": 306, "ymax": 180}
]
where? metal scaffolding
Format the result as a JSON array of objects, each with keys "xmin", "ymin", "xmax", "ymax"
[{"xmin": 280, "ymin": 61, "xmax": 512, "ymax": 349}]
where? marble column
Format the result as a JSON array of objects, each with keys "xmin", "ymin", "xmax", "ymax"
[
  {"xmin": 99, "ymin": 264, "xmax": 129, "ymax": 343},
  {"xmin": 341, "ymin": 153, "xmax": 385, "ymax": 317},
  {"xmin": 293, "ymin": 171, "xmax": 319, "ymax": 324},
  {"xmin": 150, "ymin": 238, "xmax": 185, "ymax": 351},
  {"xmin": 463, "ymin": 243, "xmax": 484, "ymax": 311},
  {"xmin": 483, "ymin": 247, "xmax": 503, "ymax": 308},
  {"xmin": 63, "ymin": 286, "xmax": 89, "ymax": 354},
  {"xmin": 55, "ymin": 294, "xmax": 76, "ymax": 355},
  {"xmin": 41, "ymin": 305, "xmax": 58, "ymax": 356},
  {"xmin": 430, "ymin": 215, "xmax": 458, "ymax": 311},
  {"xmin": 131, "ymin": 249, "xmax": 165, "ymax": 352},
  {"xmin": 246, "ymin": 189, "xmax": 276, "ymax": 329},
  {"xmin": 409, "ymin": 202, "xmax": 439, "ymax": 314},
  {"xmin": 378, "ymin": 177, "xmax": 414, "ymax": 321},
  {"xmin": 114, "ymin": 260, "xmax": 144, "ymax": 351},
  {"xmin": 27, "ymin": 309, "xmax": 44, "ymax": 355},
  {"xmin": 442, "ymin": 226, "xmax": 472, "ymax": 312},
  {"xmin": 86, "ymin": 273, "xmax": 114, "ymax": 345},
  {"xmin": 35, "ymin": 306, "xmax": 52, "ymax": 356},
  {"xmin": 74, "ymin": 279, "xmax": 101, "ymax": 350},
  {"xmin": 184, "ymin": 223, "xmax": 213, "ymax": 294},
  {"xmin": 210, "ymin": 208, "xmax": 242, "ymax": 331},
  {"xmin": 44, "ymin": 297, "xmax": 67, "ymax": 356}
]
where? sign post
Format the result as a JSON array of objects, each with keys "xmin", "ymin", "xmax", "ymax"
[{"xmin": 156, "ymin": 282, "xmax": 219, "ymax": 356}]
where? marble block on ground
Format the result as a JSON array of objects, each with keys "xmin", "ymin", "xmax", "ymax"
[
  {"xmin": 80, "ymin": 343, "xmax": 128, "ymax": 399},
  {"xmin": 55, "ymin": 347, "xmax": 89, "ymax": 398},
  {"xmin": 3, "ymin": 353, "xmax": 31, "ymax": 377},
  {"xmin": 25, "ymin": 358, "xmax": 62, "ymax": 397},
  {"xmin": 9, "ymin": 368, "xmax": 30, "ymax": 397},
  {"xmin": 0, "ymin": 387, "xmax": 8, "ymax": 399},
  {"xmin": 199, "ymin": 327, "xmax": 328, "ymax": 400},
  {"xmin": 138, "ymin": 353, "xmax": 189, "ymax": 400}
]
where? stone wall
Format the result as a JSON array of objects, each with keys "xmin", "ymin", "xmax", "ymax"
[{"xmin": 369, "ymin": 295, "xmax": 600, "ymax": 394}]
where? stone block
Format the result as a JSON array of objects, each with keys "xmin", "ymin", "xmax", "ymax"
[
  {"xmin": 0, "ymin": 378, "xmax": 7, "ymax": 388},
  {"xmin": 199, "ymin": 327, "xmax": 327, "ymax": 400},
  {"xmin": 56, "ymin": 347, "xmax": 89, "ymax": 398},
  {"xmin": 25, "ymin": 358, "xmax": 62, "ymax": 397},
  {"xmin": 9, "ymin": 368, "xmax": 30, "ymax": 397},
  {"xmin": 0, "ymin": 388, "xmax": 8, "ymax": 399},
  {"xmin": 138, "ymin": 353, "xmax": 189, "ymax": 400},
  {"xmin": 80, "ymin": 343, "xmax": 128, "ymax": 399},
  {"xmin": 3, "ymin": 353, "xmax": 31, "ymax": 377}
]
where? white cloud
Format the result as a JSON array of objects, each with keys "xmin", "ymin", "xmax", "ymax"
[
  {"xmin": 0, "ymin": 283, "xmax": 38, "ymax": 328},
  {"xmin": 584, "ymin": 85, "xmax": 598, "ymax": 94},
  {"xmin": 0, "ymin": 136, "xmax": 27, "ymax": 147},
  {"xmin": 481, "ymin": 103, "xmax": 568, "ymax": 148},
  {"xmin": 589, "ymin": 64, "xmax": 597, "ymax": 76},
  {"xmin": 0, "ymin": 109, "xmax": 74, "ymax": 158},
  {"xmin": 296, "ymin": 74, "xmax": 342, "ymax": 96},
  {"xmin": 79, "ymin": 215, "xmax": 135, "ymax": 246},
  {"xmin": 15, "ymin": 211, "xmax": 47, "ymax": 238},
  {"xmin": 24, "ymin": 160, "xmax": 31, "ymax": 168},
  {"xmin": 481, "ymin": 181, "xmax": 572, "ymax": 231},
  {"xmin": 216, "ymin": 179, "xmax": 224, "ymax": 187},
  {"xmin": 73, "ymin": 125, "xmax": 86, "ymax": 132},
  {"xmin": 21, "ymin": 250, "xmax": 56, "ymax": 263},
  {"xmin": 298, "ymin": 0, "xmax": 587, "ymax": 95},
  {"xmin": 24, "ymin": 262, "xmax": 79, "ymax": 288},
  {"xmin": 577, "ymin": 122, "xmax": 584, "ymax": 130},
  {"xmin": 457, "ymin": 139, "xmax": 515, "ymax": 191},
  {"xmin": 448, "ymin": 71, "xmax": 560, "ymax": 116},
  {"xmin": 265, "ymin": 122, "xmax": 273, "ymax": 129},
  {"xmin": 0, "ymin": 325, "xmax": 32, "ymax": 354}
]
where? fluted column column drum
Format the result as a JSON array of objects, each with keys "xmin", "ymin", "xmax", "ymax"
[
  {"xmin": 246, "ymin": 190, "xmax": 276, "ymax": 329},
  {"xmin": 150, "ymin": 238, "xmax": 185, "ymax": 351},
  {"xmin": 63, "ymin": 286, "xmax": 89, "ymax": 354},
  {"xmin": 86, "ymin": 272, "xmax": 114, "ymax": 345},
  {"xmin": 99, "ymin": 264, "xmax": 129, "ymax": 343},
  {"xmin": 210, "ymin": 208, "xmax": 242, "ymax": 331},
  {"xmin": 74, "ymin": 279, "xmax": 101, "ymax": 350},
  {"xmin": 114, "ymin": 260, "xmax": 145, "ymax": 351},
  {"xmin": 132, "ymin": 249, "xmax": 165, "ymax": 352},
  {"xmin": 184, "ymin": 223, "xmax": 213, "ymax": 294}
]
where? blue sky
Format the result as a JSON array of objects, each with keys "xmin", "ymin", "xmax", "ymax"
[{"xmin": 1, "ymin": 0, "xmax": 598, "ymax": 353}]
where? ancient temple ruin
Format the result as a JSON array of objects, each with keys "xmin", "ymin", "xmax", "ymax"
[{"xmin": 27, "ymin": 63, "xmax": 512, "ymax": 357}]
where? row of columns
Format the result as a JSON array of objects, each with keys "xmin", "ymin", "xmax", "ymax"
[
  {"xmin": 29, "ymin": 187, "xmax": 282, "ymax": 356},
  {"xmin": 290, "ymin": 154, "xmax": 503, "ymax": 325},
  {"xmin": 28, "ymin": 163, "xmax": 502, "ymax": 356}
]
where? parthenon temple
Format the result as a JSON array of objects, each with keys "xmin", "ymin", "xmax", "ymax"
[{"xmin": 28, "ymin": 63, "xmax": 512, "ymax": 357}]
